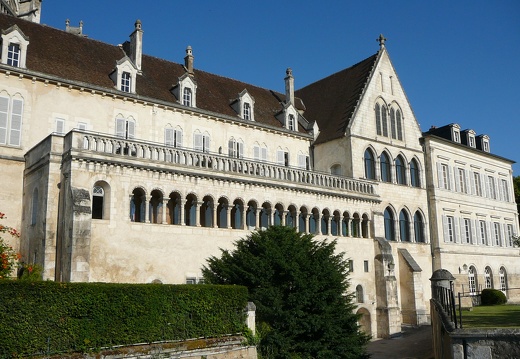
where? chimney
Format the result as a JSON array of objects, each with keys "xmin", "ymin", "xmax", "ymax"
[
  {"xmin": 285, "ymin": 68, "xmax": 294, "ymax": 105},
  {"xmin": 185, "ymin": 46, "xmax": 194, "ymax": 75},
  {"xmin": 129, "ymin": 19, "xmax": 143, "ymax": 72}
]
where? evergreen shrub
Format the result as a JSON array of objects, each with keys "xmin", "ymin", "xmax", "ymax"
[
  {"xmin": 0, "ymin": 281, "xmax": 248, "ymax": 357},
  {"xmin": 481, "ymin": 288, "xmax": 507, "ymax": 305}
]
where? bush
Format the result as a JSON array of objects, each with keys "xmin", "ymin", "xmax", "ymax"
[
  {"xmin": 481, "ymin": 288, "xmax": 507, "ymax": 305},
  {"xmin": 0, "ymin": 281, "xmax": 248, "ymax": 357}
]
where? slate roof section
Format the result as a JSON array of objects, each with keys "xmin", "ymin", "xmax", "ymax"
[
  {"xmin": 0, "ymin": 14, "xmax": 308, "ymax": 133},
  {"xmin": 295, "ymin": 53, "xmax": 379, "ymax": 144}
]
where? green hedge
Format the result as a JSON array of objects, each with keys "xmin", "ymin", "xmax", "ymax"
[
  {"xmin": 481, "ymin": 288, "xmax": 507, "ymax": 306},
  {"xmin": 0, "ymin": 281, "xmax": 248, "ymax": 358}
]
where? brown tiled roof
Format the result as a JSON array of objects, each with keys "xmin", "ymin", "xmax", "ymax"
[
  {"xmin": 295, "ymin": 53, "xmax": 379, "ymax": 144},
  {"xmin": 0, "ymin": 14, "xmax": 308, "ymax": 133}
]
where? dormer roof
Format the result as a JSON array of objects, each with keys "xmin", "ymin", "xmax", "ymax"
[{"xmin": 0, "ymin": 13, "xmax": 310, "ymax": 134}]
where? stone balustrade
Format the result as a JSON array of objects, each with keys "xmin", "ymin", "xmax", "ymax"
[{"xmin": 71, "ymin": 130, "xmax": 378, "ymax": 197}]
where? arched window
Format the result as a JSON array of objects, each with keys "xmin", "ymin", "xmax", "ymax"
[
  {"xmin": 380, "ymin": 152, "xmax": 391, "ymax": 182},
  {"xmin": 246, "ymin": 201, "xmax": 257, "ymax": 229},
  {"xmin": 167, "ymin": 192, "xmax": 182, "ymax": 225},
  {"xmin": 499, "ymin": 267, "xmax": 507, "ymax": 292},
  {"xmin": 468, "ymin": 266, "xmax": 478, "ymax": 294},
  {"xmin": 352, "ymin": 213, "xmax": 361, "ymax": 238},
  {"xmin": 260, "ymin": 202, "xmax": 271, "ymax": 229},
  {"xmin": 381, "ymin": 104, "xmax": 388, "ymax": 137},
  {"xmin": 217, "ymin": 197, "xmax": 228, "ymax": 228},
  {"xmin": 149, "ymin": 190, "xmax": 163, "ymax": 224},
  {"xmin": 299, "ymin": 207, "xmax": 308, "ymax": 233},
  {"xmin": 310, "ymin": 208, "xmax": 320, "ymax": 234},
  {"xmin": 130, "ymin": 188, "xmax": 146, "ymax": 222},
  {"xmin": 321, "ymin": 209, "xmax": 330, "ymax": 235},
  {"xmin": 390, "ymin": 107, "xmax": 397, "ymax": 139},
  {"xmin": 200, "ymin": 196, "xmax": 213, "ymax": 227},
  {"xmin": 31, "ymin": 187, "xmax": 39, "ymax": 225},
  {"xmin": 364, "ymin": 149, "xmax": 376, "ymax": 180},
  {"xmin": 331, "ymin": 211, "xmax": 340, "ymax": 236},
  {"xmin": 384, "ymin": 207, "xmax": 395, "ymax": 241},
  {"xmin": 399, "ymin": 210, "xmax": 410, "ymax": 242},
  {"xmin": 274, "ymin": 204, "xmax": 284, "ymax": 226},
  {"xmin": 410, "ymin": 159, "xmax": 421, "ymax": 188},
  {"xmin": 286, "ymin": 205, "xmax": 297, "ymax": 228},
  {"xmin": 342, "ymin": 212, "xmax": 350, "ymax": 237},
  {"xmin": 484, "ymin": 267, "xmax": 493, "ymax": 289},
  {"xmin": 231, "ymin": 199, "xmax": 244, "ymax": 229},
  {"xmin": 395, "ymin": 155, "xmax": 406, "ymax": 185},
  {"xmin": 396, "ymin": 109, "xmax": 403, "ymax": 140},
  {"xmin": 375, "ymin": 103, "xmax": 388, "ymax": 137},
  {"xmin": 362, "ymin": 214, "xmax": 369, "ymax": 238},
  {"xmin": 414, "ymin": 211, "xmax": 425, "ymax": 243},
  {"xmin": 330, "ymin": 164, "xmax": 342, "ymax": 176},
  {"xmin": 356, "ymin": 285, "xmax": 364, "ymax": 303},
  {"xmin": 184, "ymin": 194, "xmax": 197, "ymax": 226}
]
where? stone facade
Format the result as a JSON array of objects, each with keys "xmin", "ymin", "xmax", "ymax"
[{"xmin": 0, "ymin": 10, "xmax": 517, "ymax": 341}]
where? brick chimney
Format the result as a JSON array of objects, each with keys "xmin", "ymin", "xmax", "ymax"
[
  {"xmin": 285, "ymin": 68, "xmax": 294, "ymax": 105},
  {"xmin": 129, "ymin": 19, "xmax": 143, "ymax": 72},
  {"xmin": 185, "ymin": 46, "xmax": 194, "ymax": 75}
]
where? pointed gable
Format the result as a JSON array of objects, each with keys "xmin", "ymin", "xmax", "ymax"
[{"xmin": 295, "ymin": 53, "xmax": 378, "ymax": 144}]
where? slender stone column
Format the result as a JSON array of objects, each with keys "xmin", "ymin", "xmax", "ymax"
[
  {"xmin": 213, "ymin": 202, "xmax": 218, "ymax": 228},
  {"xmin": 226, "ymin": 205, "xmax": 232, "ymax": 229},
  {"xmin": 327, "ymin": 216, "xmax": 332, "ymax": 236},
  {"xmin": 255, "ymin": 208, "xmax": 261, "ymax": 229},
  {"xmin": 195, "ymin": 201, "xmax": 202, "ymax": 227},
  {"xmin": 162, "ymin": 198, "xmax": 168, "ymax": 224}
]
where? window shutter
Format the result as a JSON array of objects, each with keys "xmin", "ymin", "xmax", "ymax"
[
  {"xmin": 253, "ymin": 145, "xmax": 260, "ymax": 160},
  {"xmin": 9, "ymin": 98, "xmax": 22, "ymax": 146},
  {"xmin": 174, "ymin": 129, "xmax": 182, "ymax": 147},
  {"xmin": 165, "ymin": 128, "xmax": 174, "ymax": 146},
  {"xmin": 486, "ymin": 221, "xmax": 492, "ymax": 246},
  {"xmin": 127, "ymin": 120, "xmax": 135, "ymax": 139},
  {"xmin": 116, "ymin": 118, "xmax": 125, "ymax": 138},
  {"xmin": 203, "ymin": 135, "xmax": 210, "ymax": 152},
  {"xmin": 56, "ymin": 119, "xmax": 65, "ymax": 134},
  {"xmin": 437, "ymin": 163, "xmax": 444, "ymax": 188},
  {"xmin": 261, "ymin": 147, "xmax": 267, "ymax": 161},
  {"xmin": 0, "ymin": 96, "xmax": 9, "ymax": 144},
  {"xmin": 453, "ymin": 217, "xmax": 459, "ymax": 243},
  {"xmin": 228, "ymin": 139, "xmax": 234, "ymax": 157},
  {"xmin": 447, "ymin": 165, "xmax": 453, "ymax": 190},
  {"xmin": 498, "ymin": 179, "xmax": 504, "ymax": 201},
  {"xmin": 454, "ymin": 167, "xmax": 461, "ymax": 192},
  {"xmin": 471, "ymin": 219, "xmax": 477, "ymax": 245},
  {"xmin": 442, "ymin": 215, "xmax": 449, "ymax": 243},
  {"xmin": 459, "ymin": 218, "xmax": 465, "ymax": 243},
  {"xmin": 277, "ymin": 150, "xmax": 285, "ymax": 165},
  {"xmin": 238, "ymin": 142, "xmax": 243, "ymax": 158},
  {"xmin": 470, "ymin": 172, "xmax": 476, "ymax": 195},
  {"xmin": 480, "ymin": 173, "xmax": 487, "ymax": 197},
  {"xmin": 194, "ymin": 133, "xmax": 202, "ymax": 151},
  {"xmin": 298, "ymin": 154, "xmax": 306, "ymax": 169}
]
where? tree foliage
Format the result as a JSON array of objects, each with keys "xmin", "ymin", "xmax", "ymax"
[{"xmin": 202, "ymin": 226, "xmax": 369, "ymax": 359}]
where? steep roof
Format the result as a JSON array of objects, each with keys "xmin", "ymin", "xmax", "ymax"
[
  {"xmin": 0, "ymin": 14, "xmax": 308, "ymax": 133},
  {"xmin": 295, "ymin": 53, "xmax": 379, "ymax": 144}
]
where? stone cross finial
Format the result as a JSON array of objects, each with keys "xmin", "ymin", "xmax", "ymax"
[{"xmin": 377, "ymin": 34, "xmax": 387, "ymax": 48}]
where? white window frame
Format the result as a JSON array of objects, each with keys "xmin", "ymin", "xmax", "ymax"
[
  {"xmin": 243, "ymin": 102, "xmax": 251, "ymax": 121},
  {"xmin": 458, "ymin": 168, "xmax": 467, "ymax": 193},
  {"xmin": 121, "ymin": 71, "xmax": 131, "ymax": 92},
  {"xmin": 297, "ymin": 153, "xmax": 309, "ymax": 170},
  {"xmin": 501, "ymin": 179, "xmax": 510, "ymax": 202},
  {"xmin": 1, "ymin": 26, "xmax": 29, "ymax": 69},
  {"xmin": 115, "ymin": 117, "xmax": 135, "ymax": 139},
  {"xmin": 253, "ymin": 143, "xmax": 268, "ymax": 162},
  {"xmin": 183, "ymin": 87, "xmax": 192, "ymax": 107},
  {"xmin": 277, "ymin": 149, "xmax": 289, "ymax": 167},
  {"xmin": 7, "ymin": 43, "xmax": 20, "ymax": 67},
  {"xmin": 479, "ymin": 221, "xmax": 488, "ymax": 246},
  {"xmin": 446, "ymin": 216, "xmax": 455, "ymax": 242},
  {"xmin": 487, "ymin": 176, "xmax": 496, "ymax": 199},
  {"xmin": 288, "ymin": 114, "xmax": 295, "ymax": 131},
  {"xmin": 473, "ymin": 172, "xmax": 482, "ymax": 196},
  {"xmin": 55, "ymin": 118, "xmax": 65, "ymax": 134},
  {"xmin": 194, "ymin": 131, "xmax": 210, "ymax": 153},
  {"xmin": 493, "ymin": 222, "xmax": 501, "ymax": 246},
  {"xmin": 228, "ymin": 137, "xmax": 244, "ymax": 159}
]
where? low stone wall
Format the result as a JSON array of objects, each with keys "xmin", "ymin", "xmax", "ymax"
[
  {"xmin": 431, "ymin": 299, "xmax": 520, "ymax": 359},
  {"xmin": 47, "ymin": 336, "xmax": 258, "ymax": 359}
]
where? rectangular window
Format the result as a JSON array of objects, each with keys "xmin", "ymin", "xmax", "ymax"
[
  {"xmin": 121, "ymin": 71, "xmax": 131, "ymax": 92},
  {"xmin": 288, "ymin": 114, "xmax": 295, "ymax": 131},
  {"xmin": 473, "ymin": 172, "xmax": 482, "ymax": 196},
  {"xmin": 483, "ymin": 140, "xmax": 489, "ymax": 152},
  {"xmin": 441, "ymin": 164, "xmax": 450, "ymax": 189},
  {"xmin": 7, "ymin": 43, "xmax": 20, "ymax": 67},
  {"xmin": 463, "ymin": 218, "xmax": 471, "ymax": 244},
  {"xmin": 469, "ymin": 136, "xmax": 475, "ymax": 148},
  {"xmin": 348, "ymin": 260, "xmax": 354, "ymax": 272},
  {"xmin": 458, "ymin": 168, "xmax": 467, "ymax": 193},
  {"xmin": 183, "ymin": 87, "xmax": 192, "ymax": 107},
  {"xmin": 494, "ymin": 222, "xmax": 501, "ymax": 246},
  {"xmin": 501, "ymin": 179, "xmax": 510, "ymax": 202},
  {"xmin": 277, "ymin": 150, "xmax": 289, "ymax": 167},
  {"xmin": 78, "ymin": 122, "xmax": 87, "ymax": 131},
  {"xmin": 447, "ymin": 216, "xmax": 455, "ymax": 242},
  {"xmin": 243, "ymin": 102, "xmax": 250, "ymax": 120},
  {"xmin": 507, "ymin": 224, "xmax": 514, "ymax": 247},
  {"xmin": 488, "ymin": 176, "xmax": 496, "ymax": 199},
  {"xmin": 453, "ymin": 130, "xmax": 460, "ymax": 143},
  {"xmin": 55, "ymin": 118, "xmax": 65, "ymax": 134},
  {"xmin": 298, "ymin": 154, "xmax": 310, "ymax": 170},
  {"xmin": 0, "ymin": 96, "xmax": 23, "ymax": 146},
  {"xmin": 364, "ymin": 260, "xmax": 369, "ymax": 273},
  {"xmin": 228, "ymin": 139, "xmax": 243, "ymax": 158},
  {"xmin": 479, "ymin": 221, "xmax": 487, "ymax": 245},
  {"xmin": 194, "ymin": 132, "xmax": 210, "ymax": 152}
]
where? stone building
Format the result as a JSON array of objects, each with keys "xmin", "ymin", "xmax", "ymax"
[{"xmin": 0, "ymin": 10, "xmax": 517, "ymax": 339}]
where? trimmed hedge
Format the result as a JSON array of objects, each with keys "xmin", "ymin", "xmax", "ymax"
[
  {"xmin": 0, "ymin": 281, "xmax": 248, "ymax": 358},
  {"xmin": 481, "ymin": 288, "xmax": 507, "ymax": 306}
]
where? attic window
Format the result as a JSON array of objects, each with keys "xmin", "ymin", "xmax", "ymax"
[
  {"xmin": 1, "ymin": 25, "xmax": 29, "ymax": 69},
  {"xmin": 288, "ymin": 114, "xmax": 295, "ymax": 131},
  {"xmin": 171, "ymin": 73, "xmax": 197, "ymax": 108},
  {"xmin": 483, "ymin": 139, "xmax": 489, "ymax": 152},
  {"xmin": 7, "ymin": 43, "xmax": 20, "ymax": 67},
  {"xmin": 469, "ymin": 135, "xmax": 475, "ymax": 148},
  {"xmin": 183, "ymin": 87, "xmax": 192, "ymax": 107},
  {"xmin": 243, "ymin": 102, "xmax": 251, "ymax": 121},
  {"xmin": 121, "ymin": 72, "xmax": 131, "ymax": 92},
  {"xmin": 452, "ymin": 128, "xmax": 460, "ymax": 143}
]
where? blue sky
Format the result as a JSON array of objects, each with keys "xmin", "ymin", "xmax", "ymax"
[{"xmin": 42, "ymin": 1, "xmax": 520, "ymax": 172}]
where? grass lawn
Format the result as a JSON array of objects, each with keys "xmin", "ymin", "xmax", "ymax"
[{"xmin": 461, "ymin": 305, "xmax": 520, "ymax": 328}]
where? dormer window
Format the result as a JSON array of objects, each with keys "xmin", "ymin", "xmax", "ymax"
[
  {"xmin": 171, "ymin": 73, "xmax": 197, "ymax": 108},
  {"xmin": 231, "ymin": 89, "xmax": 255, "ymax": 121},
  {"xmin": 110, "ymin": 58, "xmax": 137, "ymax": 93},
  {"xmin": 121, "ymin": 71, "xmax": 131, "ymax": 92},
  {"xmin": 288, "ymin": 114, "xmax": 295, "ymax": 131},
  {"xmin": 453, "ymin": 129, "xmax": 460, "ymax": 143},
  {"xmin": 183, "ymin": 87, "xmax": 192, "ymax": 107},
  {"xmin": 243, "ymin": 102, "xmax": 251, "ymax": 121},
  {"xmin": 469, "ymin": 136, "xmax": 475, "ymax": 148},
  {"xmin": 7, "ymin": 43, "xmax": 20, "ymax": 67},
  {"xmin": 483, "ymin": 139, "xmax": 489, "ymax": 152},
  {"xmin": 1, "ymin": 25, "xmax": 29, "ymax": 68}
]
